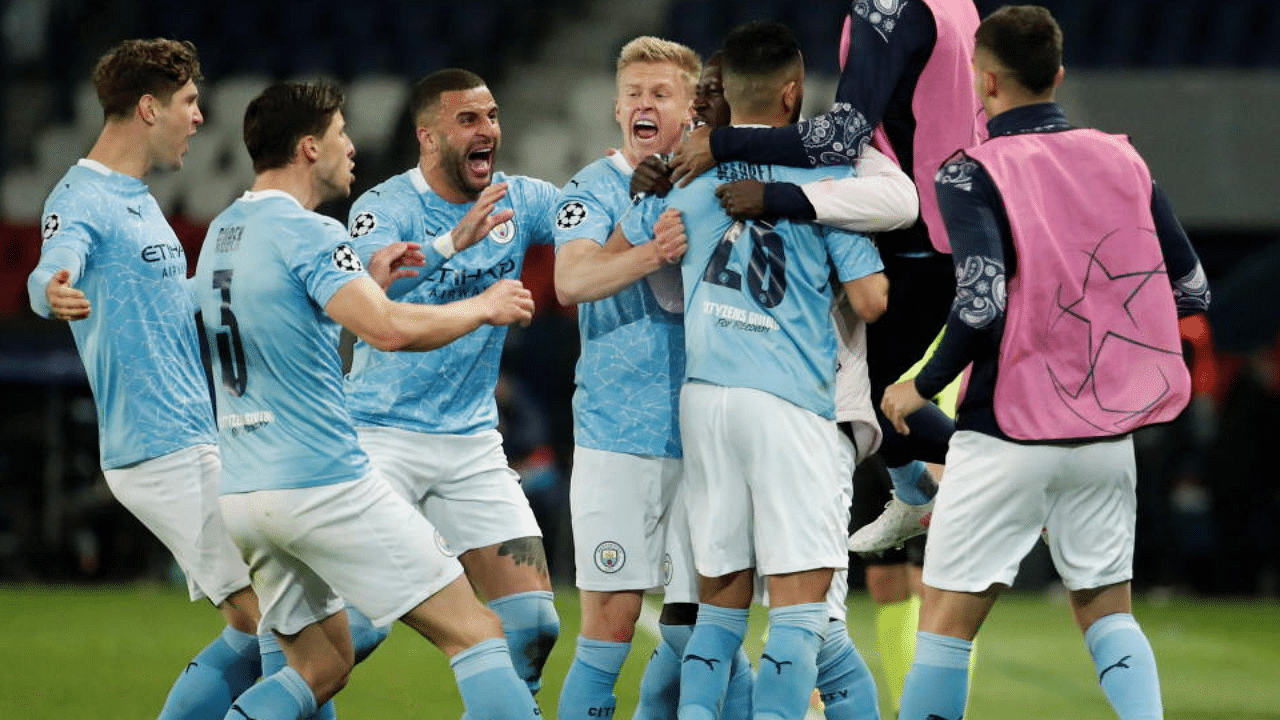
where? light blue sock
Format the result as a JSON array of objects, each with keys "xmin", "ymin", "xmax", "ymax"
[
  {"xmin": 888, "ymin": 461, "xmax": 934, "ymax": 506},
  {"xmin": 259, "ymin": 633, "xmax": 335, "ymax": 720},
  {"xmin": 754, "ymin": 603, "xmax": 826, "ymax": 720},
  {"xmin": 721, "ymin": 646, "xmax": 754, "ymax": 720},
  {"xmin": 158, "ymin": 624, "xmax": 261, "ymax": 720},
  {"xmin": 224, "ymin": 665, "xmax": 317, "ymax": 720},
  {"xmin": 678, "ymin": 605, "xmax": 749, "ymax": 720},
  {"xmin": 451, "ymin": 638, "xmax": 542, "ymax": 720},
  {"xmin": 898, "ymin": 631, "xmax": 971, "ymax": 720},
  {"xmin": 815, "ymin": 620, "xmax": 880, "ymax": 720},
  {"xmin": 557, "ymin": 635, "xmax": 632, "ymax": 720},
  {"xmin": 1085, "ymin": 613, "xmax": 1163, "ymax": 720},
  {"xmin": 634, "ymin": 622, "xmax": 692, "ymax": 720},
  {"xmin": 489, "ymin": 590, "xmax": 561, "ymax": 695},
  {"xmin": 257, "ymin": 605, "xmax": 384, "ymax": 720},
  {"xmin": 344, "ymin": 605, "xmax": 391, "ymax": 664}
]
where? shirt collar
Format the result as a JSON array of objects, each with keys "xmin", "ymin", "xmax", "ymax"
[{"xmin": 986, "ymin": 102, "xmax": 1072, "ymax": 138}]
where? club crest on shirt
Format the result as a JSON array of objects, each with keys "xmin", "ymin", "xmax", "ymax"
[
  {"xmin": 556, "ymin": 201, "xmax": 588, "ymax": 230},
  {"xmin": 349, "ymin": 211, "xmax": 377, "ymax": 237},
  {"xmin": 594, "ymin": 541, "xmax": 626, "ymax": 573},
  {"xmin": 41, "ymin": 213, "xmax": 61, "ymax": 242},
  {"xmin": 332, "ymin": 243, "xmax": 363, "ymax": 272},
  {"xmin": 489, "ymin": 219, "xmax": 515, "ymax": 244},
  {"xmin": 661, "ymin": 552, "xmax": 673, "ymax": 587}
]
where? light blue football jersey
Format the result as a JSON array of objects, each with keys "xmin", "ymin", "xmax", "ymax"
[
  {"xmin": 27, "ymin": 160, "xmax": 216, "ymax": 469},
  {"xmin": 343, "ymin": 169, "xmax": 556, "ymax": 435},
  {"xmin": 553, "ymin": 154, "xmax": 684, "ymax": 458},
  {"xmin": 624, "ymin": 161, "xmax": 883, "ymax": 420},
  {"xmin": 193, "ymin": 191, "xmax": 372, "ymax": 493}
]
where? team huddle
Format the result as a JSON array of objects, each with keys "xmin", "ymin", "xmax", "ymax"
[{"xmin": 27, "ymin": 2, "xmax": 1209, "ymax": 720}]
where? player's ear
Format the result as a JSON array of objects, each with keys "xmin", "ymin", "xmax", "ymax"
[
  {"xmin": 300, "ymin": 135, "xmax": 320, "ymax": 163},
  {"xmin": 781, "ymin": 80, "xmax": 799, "ymax": 117},
  {"xmin": 137, "ymin": 94, "xmax": 158, "ymax": 125},
  {"xmin": 417, "ymin": 126, "xmax": 436, "ymax": 153}
]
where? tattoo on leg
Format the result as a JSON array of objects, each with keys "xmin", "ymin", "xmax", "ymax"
[{"xmin": 498, "ymin": 536, "xmax": 549, "ymax": 576}]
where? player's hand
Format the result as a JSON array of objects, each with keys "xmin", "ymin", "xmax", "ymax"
[
  {"xmin": 631, "ymin": 154, "xmax": 674, "ymax": 199},
  {"xmin": 45, "ymin": 269, "xmax": 91, "ymax": 320},
  {"xmin": 452, "ymin": 182, "xmax": 514, "ymax": 253},
  {"xmin": 367, "ymin": 241, "xmax": 425, "ymax": 289},
  {"xmin": 478, "ymin": 278, "xmax": 535, "ymax": 327},
  {"xmin": 651, "ymin": 208, "xmax": 687, "ymax": 266},
  {"xmin": 715, "ymin": 179, "xmax": 767, "ymax": 219},
  {"xmin": 881, "ymin": 380, "xmax": 928, "ymax": 436},
  {"xmin": 668, "ymin": 124, "xmax": 715, "ymax": 187}
]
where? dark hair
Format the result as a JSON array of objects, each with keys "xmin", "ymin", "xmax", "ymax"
[
  {"xmin": 975, "ymin": 5, "xmax": 1063, "ymax": 95},
  {"xmin": 243, "ymin": 81, "xmax": 345, "ymax": 173},
  {"xmin": 720, "ymin": 20, "xmax": 802, "ymax": 79},
  {"xmin": 409, "ymin": 68, "xmax": 486, "ymax": 127},
  {"xmin": 92, "ymin": 38, "xmax": 201, "ymax": 120}
]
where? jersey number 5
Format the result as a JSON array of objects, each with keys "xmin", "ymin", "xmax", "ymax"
[
  {"xmin": 701, "ymin": 220, "xmax": 787, "ymax": 308},
  {"xmin": 211, "ymin": 270, "xmax": 248, "ymax": 396}
]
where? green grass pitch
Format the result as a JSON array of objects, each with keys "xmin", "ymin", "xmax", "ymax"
[{"xmin": 2, "ymin": 584, "xmax": 1277, "ymax": 719}]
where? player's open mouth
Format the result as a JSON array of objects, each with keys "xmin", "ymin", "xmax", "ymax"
[
  {"xmin": 467, "ymin": 148, "xmax": 493, "ymax": 176},
  {"xmin": 633, "ymin": 119, "xmax": 658, "ymax": 140}
]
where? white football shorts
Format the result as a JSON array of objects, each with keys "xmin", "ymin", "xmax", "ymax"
[
  {"xmin": 103, "ymin": 444, "xmax": 249, "ymax": 606},
  {"xmin": 357, "ymin": 426, "xmax": 542, "ymax": 555},
  {"xmin": 923, "ymin": 430, "xmax": 1137, "ymax": 592},
  {"xmin": 219, "ymin": 472, "xmax": 463, "ymax": 634},
  {"xmin": 570, "ymin": 445, "xmax": 682, "ymax": 592},
  {"xmin": 680, "ymin": 382, "xmax": 853, "ymax": 578},
  {"xmin": 661, "ymin": 479, "xmax": 699, "ymax": 605}
]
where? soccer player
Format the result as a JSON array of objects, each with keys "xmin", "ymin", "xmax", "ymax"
[
  {"xmin": 343, "ymin": 68, "xmax": 560, "ymax": 701},
  {"xmin": 630, "ymin": 39, "xmax": 920, "ymax": 720},
  {"xmin": 25, "ymin": 38, "xmax": 263, "ymax": 719},
  {"xmin": 193, "ymin": 80, "xmax": 540, "ymax": 720},
  {"xmin": 881, "ymin": 8, "xmax": 1210, "ymax": 720},
  {"xmin": 669, "ymin": 0, "xmax": 987, "ymax": 554},
  {"xmin": 623, "ymin": 21, "xmax": 889, "ymax": 720},
  {"xmin": 552, "ymin": 36, "xmax": 754, "ymax": 720}
]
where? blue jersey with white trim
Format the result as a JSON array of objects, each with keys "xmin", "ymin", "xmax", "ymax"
[
  {"xmin": 343, "ymin": 169, "xmax": 556, "ymax": 435},
  {"xmin": 553, "ymin": 154, "xmax": 684, "ymax": 457},
  {"xmin": 624, "ymin": 161, "xmax": 883, "ymax": 419},
  {"xmin": 193, "ymin": 191, "xmax": 371, "ymax": 493},
  {"xmin": 28, "ymin": 160, "xmax": 216, "ymax": 469}
]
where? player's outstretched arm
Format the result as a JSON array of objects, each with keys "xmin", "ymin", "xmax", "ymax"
[
  {"xmin": 842, "ymin": 271, "xmax": 889, "ymax": 324},
  {"xmin": 554, "ymin": 213, "xmax": 683, "ymax": 305},
  {"xmin": 882, "ymin": 380, "xmax": 928, "ymax": 436},
  {"xmin": 326, "ymin": 276, "xmax": 533, "ymax": 352},
  {"xmin": 33, "ymin": 268, "xmax": 92, "ymax": 321},
  {"xmin": 367, "ymin": 241, "xmax": 425, "ymax": 290},
  {"xmin": 447, "ymin": 182, "xmax": 514, "ymax": 255},
  {"xmin": 804, "ymin": 146, "xmax": 919, "ymax": 232}
]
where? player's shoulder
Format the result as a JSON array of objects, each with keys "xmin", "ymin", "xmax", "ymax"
[
  {"xmin": 44, "ymin": 163, "xmax": 116, "ymax": 210},
  {"xmin": 564, "ymin": 155, "xmax": 628, "ymax": 191},
  {"xmin": 934, "ymin": 151, "xmax": 982, "ymax": 190},
  {"xmin": 495, "ymin": 171, "xmax": 559, "ymax": 205},
  {"xmin": 352, "ymin": 169, "xmax": 416, "ymax": 209}
]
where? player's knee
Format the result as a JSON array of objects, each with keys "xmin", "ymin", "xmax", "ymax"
[
  {"xmin": 219, "ymin": 586, "xmax": 261, "ymax": 633},
  {"xmin": 299, "ymin": 655, "xmax": 352, "ymax": 706}
]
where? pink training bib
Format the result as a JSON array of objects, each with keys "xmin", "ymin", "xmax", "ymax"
[{"xmin": 967, "ymin": 129, "xmax": 1191, "ymax": 440}]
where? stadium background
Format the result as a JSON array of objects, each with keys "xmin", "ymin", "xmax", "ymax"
[{"xmin": 0, "ymin": 0, "xmax": 1277, "ymax": 601}]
